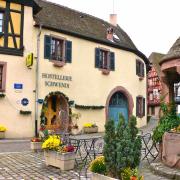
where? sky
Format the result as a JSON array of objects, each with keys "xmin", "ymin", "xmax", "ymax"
[{"xmin": 48, "ymin": 0, "xmax": 180, "ymax": 57}]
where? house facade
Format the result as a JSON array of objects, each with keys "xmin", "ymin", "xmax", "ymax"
[
  {"xmin": 147, "ymin": 53, "xmax": 164, "ymax": 118},
  {"xmin": 0, "ymin": 0, "xmax": 149, "ymax": 138},
  {"xmin": 159, "ymin": 37, "xmax": 180, "ymax": 114}
]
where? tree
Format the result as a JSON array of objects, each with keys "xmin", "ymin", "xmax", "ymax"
[{"xmin": 103, "ymin": 119, "xmax": 116, "ymax": 177}]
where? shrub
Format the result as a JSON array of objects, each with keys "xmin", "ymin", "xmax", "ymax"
[
  {"xmin": 89, "ymin": 156, "xmax": 106, "ymax": 174},
  {"xmin": 103, "ymin": 114, "xmax": 142, "ymax": 179},
  {"xmin": 121, "ymin": 167, "xmax": 143, "ymax": 180},
  {"xmin": 152, "ymin": 102, "xmax": 180, "ymax": 143},
  {"xmin": 103, "ymin": 119, "xmax": 116, "ymax": 177}
]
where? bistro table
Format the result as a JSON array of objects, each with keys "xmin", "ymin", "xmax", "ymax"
[{"xmin": 69, "ymin": 134, "xmax": 103, "ymax": 168}]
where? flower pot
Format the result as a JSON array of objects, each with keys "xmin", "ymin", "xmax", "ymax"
[
  {"xmin": 91, "ymin": 172, "xmax": 118, "ymax": 180},
  {"xmin": 30, "ymin": 142, "xmax": 42, "ymax": 152},
  {"xmin": 44, "ymin": 151, "xmax": 75, "ymax": 170},
  {"xmin": 0, "ymin": 131, "xmax": 5, "ymax": 139},
  {"xmin": 83, "ymin": 127, "xmax": 98, "ymax": 134}
]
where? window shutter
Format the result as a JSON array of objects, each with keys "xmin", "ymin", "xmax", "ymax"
[
  {"xmin": 95, "ymin": 48, "xmax": 100, "ymax": 68},
  {"xmin": 136, "ymin": 96, "xmax": 139, "ymax": 117},
  {"xmin": 44, "ymin": 35, "xmax": 51, "ymax": 59},
  {"xmin": 65, "ymin": 40, "xmax": 72, "ymax": 63},
  {"xmin": 141, "ymin": 63, "xmax": 145, "ymax": 77},
  {"xmin": 109, "ymin": 52, "xmax": 115, "ymax": 71},
  {"xmin": 136, "ymin": 60, "xmax": 139, "ymax": 75},
  {"xmin": 143, "ymin": 98, "xmax": 145, "ymax": 116}
]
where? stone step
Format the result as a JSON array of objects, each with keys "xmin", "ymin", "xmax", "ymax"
[{"xmin": 150, "ymin": 162, "xmax": 180, "ymax": 179}]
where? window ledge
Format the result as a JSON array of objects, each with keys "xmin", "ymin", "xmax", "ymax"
[
  {"xmin": 50, "ymin": 60, "xmax": 65, "ymax": 67},
  {"xmin": 139, "ymin": 77, "xmax": 144, "ymax": 81},
  {"xmin": 100, "ymin": 69, "xmax": 110, "ymax": 75}
]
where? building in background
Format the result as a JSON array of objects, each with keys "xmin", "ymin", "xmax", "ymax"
[
  {"xmin": 147, "ymin": 52, "xmax": 164, "ymax": 118},
  {"xmin": 159, "ymin": 37, "xmax": 180, "ymax": 113},
  {"xmin": 0, "ymin": 0, "xmax": 149, "ymax": 138}
]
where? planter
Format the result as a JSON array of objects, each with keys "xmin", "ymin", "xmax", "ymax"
[
  {"xmin": 91, "ymin": 172, "xmax": 118, "ymax": 180},
  {"xmin": 162, "ymin": 132, "xmax": 180, "ymax": 169},
  {"xmin": 0, "ymin": 131, "xmax": 5, "ymax": 139},
  {"xmin": 44, "ymin": 151, "xmax": 75, "ymax": 170},
  {"xmin": 30, "ymin": 142, "xmax": 42, "ymax": 152},
  {"xmin": 83, "ymin": 127, "xmax": 98, "ymax": 134}
]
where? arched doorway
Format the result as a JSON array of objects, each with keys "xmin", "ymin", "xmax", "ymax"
[
  {"xmin": 108, "ymin": 92, "xmax": 128, "ymax": 124},
  {"xmin": 106, "ymin": 86, "xmax": 134, "ymax": 125},
  {"xmin": 41, "ymin": 92, "xmax": 69, "ymax": 132}
]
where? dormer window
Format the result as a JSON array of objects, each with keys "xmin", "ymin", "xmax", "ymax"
[{"xmin": 0, "ymin": 12, "xmax": 4, "ymax": 33}]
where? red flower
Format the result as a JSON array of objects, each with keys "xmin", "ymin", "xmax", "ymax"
[
  {"xmin": 130, "ymin": 176, "xmax": 137, "ymax": 180},
  {"xmin": 66, "ymin": 145, "xmax": 75, "ymax": 152}
]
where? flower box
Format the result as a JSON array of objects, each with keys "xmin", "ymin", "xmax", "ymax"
[
  {"xmin": 83, "ymin": 126, "xmax": 98, "ymax": 134},
  {"xmin": 0, "ymin": 131, "xmax": 5, "ymax": 139},
  {"xmin": 30, "ymin": 142, "xmax": 42, "ymax": 152},
  {"xmin": 91, "ymin": 172, "xmax": 118, "ymax": 180},
  {"xmin": 44, "ymin": 151, "xmax": 75, "ymax": 170}
]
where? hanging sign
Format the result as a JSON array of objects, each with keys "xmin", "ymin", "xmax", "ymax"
[{"xmin": 26, "ymin": 53, "xmax": 33, "ymax": 67}]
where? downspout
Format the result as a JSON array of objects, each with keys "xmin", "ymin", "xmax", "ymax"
[{"xmin": 35, "ymin": 24, "xmax": 42, "ymax": 137}]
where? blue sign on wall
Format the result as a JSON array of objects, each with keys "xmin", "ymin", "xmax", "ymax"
[
  {"xmin": 21, "ymin": 98, "xmax": 29, "ymax": 106},
  {"xmin": 14, "ymin": 83, "xmax": 23, "ymax": 89}
]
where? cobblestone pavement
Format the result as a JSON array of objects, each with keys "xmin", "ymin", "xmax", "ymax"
[{"xmin": 0, "ymin": 118, "xmax": 172, "ymax": 179}]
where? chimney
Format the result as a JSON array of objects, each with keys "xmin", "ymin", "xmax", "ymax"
[
  {"xmin": 110, "ymin": 14, "xmax": 117, "ymax": 26},
  {"xmin": 106, "ymin": 27, "xmax": 114, "ymax": 41}
]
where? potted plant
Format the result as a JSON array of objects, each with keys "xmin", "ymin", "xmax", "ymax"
[
  {"xmin": 0, "ymin": 125, "xmax": 6, "ymax": 139},
  {"xmin": 83, "ymin": 123, "xmax": 98, "ymax": 133},
  {"xmin": 31, "ymin": 137, "xmax": 43, "ymax": 151},
  {"xmin": 31, "ymin": 124, "xmax": 49, "ymax": 151},
  {"xmin": 42, "ymin": 135, "xmax": 75, "ymax": 170}
]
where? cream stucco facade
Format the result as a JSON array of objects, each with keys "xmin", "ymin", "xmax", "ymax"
[{"xmin": 0, "ymin": 1, "xmax": 147, "ymax": 138}]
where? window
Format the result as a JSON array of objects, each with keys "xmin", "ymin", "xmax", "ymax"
[
  {"xmin": 51, "ymin": 38, "xmax": 64, "ymax": 61},
  {"xmin": 136, "ymin": 60, "xmax": 144, "ymax": 78},
  {"xmin": 0, "ymin": 12, "xmax": 4, "ymax": 33},
  {"xmin": 0, "ymin": 62, "xmax": 7, "ymax": 92},
  {"xmin": 136, "ymin": 96, "xmax": 145, "ymax": 118},
  {"xmin": 44, "ymin": 35, "xmax": 72, "ymax": 65},
  {"xmin": 95, "ymin": 48, "xmax": 115, "ymax": 72}
]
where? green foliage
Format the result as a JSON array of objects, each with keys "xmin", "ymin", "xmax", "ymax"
[
  {"xmin": 89, "ymin": 156, "xmax": 106, "ymax": 175},
  {"xmin": 152, "ymin": 102, "xmax": 180, "ymax": 143},
  {"xmin": 103, "ymin": 114, "xmax": 142, "ymax": 179},
  {"xmin": 103, "ymin": 119, "xmax": 117, "ymax": 177},
  {"xmin": 121, "ymin": 167, "xmax": 143, "ymax": 180}
]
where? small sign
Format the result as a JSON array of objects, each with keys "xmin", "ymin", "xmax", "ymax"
[
  {"xmin": 21, "ymin": 98, "xmax": 29, "ymax": 106},
  {"xmin": 37, "ymin": 99, "xmax": 44, "ymax": 104},
  {"xmin": 26, "ymin": 53, "xmax": 33, "ymax": 67},
  {"xmin": 14, "ymin": 83, "xmax": 23, "ymax": 89}
]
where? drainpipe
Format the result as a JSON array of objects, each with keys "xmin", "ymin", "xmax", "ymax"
[{"xmin": 35, "ymin": 24, "xmax": 42, "ymax": 137}]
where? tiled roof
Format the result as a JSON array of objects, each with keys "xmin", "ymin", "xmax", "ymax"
[
  {"xmin": 149, "ymin": 52, "xmax": 165, "ymax": 76},
  {"xmin": 160, "ymin": 37, "xmax": 180, "ymax": 64},
  {"xmin": 34, "ymin": 0, "xmax": 149, "ymax": 66}
]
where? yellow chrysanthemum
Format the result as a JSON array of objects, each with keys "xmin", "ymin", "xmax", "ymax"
[{"xmin": 0, "ymin": 125, "xmax": 6, "ymax": 132}]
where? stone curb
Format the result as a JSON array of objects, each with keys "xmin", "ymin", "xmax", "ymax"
[
  {"xmin": 150, "ymin": 162, "xmax": 180, "ymax": 180},
  {"xmin": 0, "ymin": 139, "xmax": 30, "ymax": 143}
]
